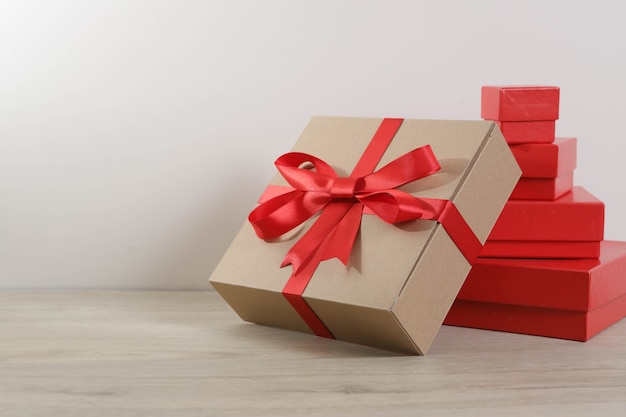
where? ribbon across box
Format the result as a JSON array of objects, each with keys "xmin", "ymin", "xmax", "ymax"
[
  {"xmin": 210, "ymin": 117, "xmax": 521, "ymax": 355},
  {"xmin": 481, "ymin": 187, "xmax": 604, "ymax": 259},
  {"xmin": 444, "ymin": 241, "xmax": 626, "ymax": 341}
]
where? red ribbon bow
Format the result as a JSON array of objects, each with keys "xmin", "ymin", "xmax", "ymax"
[
  {"xmin": 248, "ymin": 118, "xmax": 481, "ymax": 338},
  {"xmin": 249, "ymin": 145, "xmax": 441, "ymax": 269}
]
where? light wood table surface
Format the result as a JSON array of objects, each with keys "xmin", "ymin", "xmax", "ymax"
[{"xmin": 1, "ymin": 290, "xmax": 625, "ymax": 416}]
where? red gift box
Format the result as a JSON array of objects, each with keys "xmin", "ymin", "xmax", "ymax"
[
  {"xmin": 487, "ymin": 186, "xmax": 604, "ymax": 242},
  {"xmin": 444, "ymin": 241, "xmax": 626, "ymax": 341},
  {"xmin": 509, "ymin": 172, "xmax": 573, "ymax": 200},
  {"xmin": 481, "ymin": 86, "xmax": 560, "ymax": 121},
  {"xmin": 445, "ymin": 297, "xmax": 626, "ymax": 341},
  {"xmin": 480, "ymin": 240, "xmax": 601, "ymax": 259},
  {"xmin": 496, "ymin": 120, "xmax": 556, "ymax": 144},
  {"xmin": 510, "ymin": 137, "xmax": 577, "ymax": 178},
  {"xmin": 482, "ymin": 186, "xmax": 603, "ymax": 259}
]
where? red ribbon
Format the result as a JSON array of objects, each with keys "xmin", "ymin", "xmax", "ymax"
[{"xmin": 248, "ymin": 118, "xmax": 482, "ymax": 338}]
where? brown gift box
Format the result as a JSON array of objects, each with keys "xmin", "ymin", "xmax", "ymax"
[{"xmin": 210, "ymin": 117, "xmax": 521, "ymax": 355}]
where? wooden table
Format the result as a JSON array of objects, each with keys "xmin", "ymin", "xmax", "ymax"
[{"xmin": 1, "ymin": 290, "xmax": 625, "ymax": 416}]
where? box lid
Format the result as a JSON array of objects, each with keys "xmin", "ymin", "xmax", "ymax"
[
  {"xmin": 480, "ymin": 240, "xmax": 601, "ymax": 259},
  {"xmin": 481, "ymin": 85, "xmax": 560, "ymax": 121},
  {"xmin": 458, "ymin": 241, "xmax": 626, "ymax": 311},
  {"xmin": 487, "ymin": 186, "xmax": 604, "ymax": 241}
]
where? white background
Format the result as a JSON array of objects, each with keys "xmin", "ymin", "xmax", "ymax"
[{"xmin": 1, "ymin": 0, "xmax": 625, "ymax": 289}]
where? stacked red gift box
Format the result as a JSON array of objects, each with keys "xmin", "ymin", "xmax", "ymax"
[{"xmin": 444, "ymin": 86, "xmax": 626, "ymax": 341}]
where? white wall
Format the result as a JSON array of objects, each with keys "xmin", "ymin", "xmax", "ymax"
[{"xmin": 1, "ymin": 0, "xmax": 625, "ymax": 289}]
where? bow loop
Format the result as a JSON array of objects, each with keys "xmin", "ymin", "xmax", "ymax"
[
  {"xmin": 360, "ymin": 145, "xmax": 441, "ymax": 192},
  {"xmin": 275, "ymin": 152, "xmax": 338, "ymax": 192}
]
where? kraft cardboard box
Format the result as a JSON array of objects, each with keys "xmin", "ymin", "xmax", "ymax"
[
  {"xmin": 445, "ymin": 241, "xmax": 626, "ymax": 341},
  {"xmin": 210, "ymin": 117, "xmax": 521, "ymax": 355}
]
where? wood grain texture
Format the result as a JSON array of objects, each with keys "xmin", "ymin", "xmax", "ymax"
[{"xmin": 1, "ymin": 290, "xmax": 625, "ymax": 416}]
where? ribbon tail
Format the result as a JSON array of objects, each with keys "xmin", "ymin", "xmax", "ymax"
[
  {"xmin": 321, "ymin": 203, "xmax": 363, "ymax": 264},
  {"xmin": 282, "ymin": 201, "xmax": 362, "ymax": 272}
]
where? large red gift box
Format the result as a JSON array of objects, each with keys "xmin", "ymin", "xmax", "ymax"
[
  {"xmin": 481, "ymin": 86, "xmax": 560, "ymax": 121},
  {"xmin": 444, "ymin": 241, "xmax": 626, "ymax": 341}
]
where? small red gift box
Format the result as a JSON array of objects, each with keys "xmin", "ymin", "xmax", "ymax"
[
  {"xmin": 481, "ymin": 86, "xmax": 560, "ymax": 121},
  {"xmin": 509, "ymin": 172, "xmax": 573, "ymax": 200},
  {"xmin": 444, "ymin": 241, "xmax": 626, "ymax": 341},
  {"xmin": 496, "ymin": 120, "xmax": 556, "ymax": 144},
  {"xmin": 510, "ymin": 137, "xmax": 577, "ymax": 178}
]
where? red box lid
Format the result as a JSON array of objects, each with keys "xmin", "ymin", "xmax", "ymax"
[
  {"xmin": 480, "ymin": 240, "xmax": 600, "ymax": 259},
  {"xmin": 458, "ymin": 241, "xmax": 626, "ymax": 311},
  {"xmin": 445, "ymin": 293, "xmax": 626, "ymax": 341},
  {"xmin": 481, "ymin": 85, "xmax": 560, "ymax": 121},
  {"xmin": 487, "ymin": 186, "xmax": 604, "ymax": 241}
]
